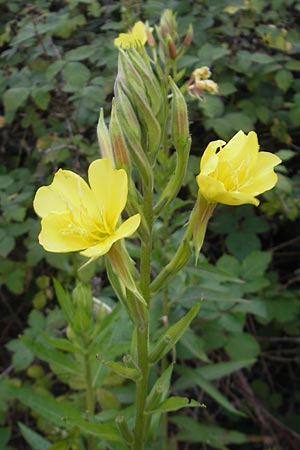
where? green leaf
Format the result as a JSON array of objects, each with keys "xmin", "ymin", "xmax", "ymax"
[
  {"xmin": 18, "ymin": 422, "xmax": 50, "ymax": 450},
  {"xmin": 21, "ymin": 336, "xmax": 79, "ymax": 375},
  {"xmin": 171, "ymin": 416, "xmax": 248, "ymax": 448},
  {"xmin": 31, "ymin": 87, "xmax": 51, "ymax": 110},
  {"xmin": 98, "ymin": 359, "xmax": 141, "ymax": 381},
  {"xmin": 63, "ymin": 62, "xmax": 91, "ymax": 91},
  {"xmin": 6, "ymin": 268, "xmax": 26, "ymax": 294},
  {"xmin": 3, "ymin": 87, "xmax": 30, "ymax": 113},
  {"xmin": 275, "ymin": 69, "xmax": 293, "ymax": 91},
  {"xmin": 251, "ymin": 52, "xmax": 274, "ymax": 64},
  {"xmin": 149, "ymin": 303, "xmax": 201, "ymax": 364},
  {"xmin": 53, "ymin": 279, "xmax": 74, "ymax": 323},
  {"xmin": 195, "ymin": 359, "xmax": 255, "ymax": 381},
  {"xmin": 65, "ymin": 45, "xmax": 96, "ymax": 61},
  {"xmin": 241, "ymin": 251, "xmax": 272, "ymax": 280},
  {"xmin": 201, "ymin": 96, "xmax": 224, "ymax": 118},
  {"xmin": 0, "ymin": 231, "xmax": 15, "ymax": 257},
  {"xmin": 225, "ymin": 333, "xmax": 260, "ymax": 360},
  {"xmin": 197, "ymin": 43, "xmax": 230, "ymax": 65},
  {"xmin": 0, "ymin": 175, "xmax": 14, "ymax": 189},
  {"xmin": 179, "ymin": 329, "xmax": 209, "ymax": 362},
  {"xmin": 146, "ymin": 396, "xmax": 203, "ymax": 414},
  {"xmin": 0, "ymin": 427, "xmax": 11, "ymax": 447},
  {"xmin": 17, "ymin": 387, "xmax": 82, "ymax": 427},
  {"xmin": 174, "ymin": 368, "xmax": 244, "ymax": 415},
  {"xmin": 6, "ymin": 339, "xmax": 34, "ymax": 371}
]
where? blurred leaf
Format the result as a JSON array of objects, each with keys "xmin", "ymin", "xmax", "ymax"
[
  {"xmin": 174, "ymin": 367, "xmax": 244, "ymax": 415},
  {"xmin": 18, "ymin": 422, "xmax": 50, "ymax": 450},
  {"xmin": 63, "ymin": 62, "xmax": 91, "ymax": 91},
  {"xmin": 197, "ymin": 43, "xmax": 230, "ymax": 65},
  {"xmin": 275, "ymin": 69, "xmax": 293, "ymax": 91},
  {"xmin": 3, "ymin": 87, "xmax": 30, "ymax": 113},
  {"xmin": 171, "ymin": 416, "xmax": 248, "ymax": 448},
  {"xmin": 225, "ymin": 332, "xmax": 260, "ymax": 360}
]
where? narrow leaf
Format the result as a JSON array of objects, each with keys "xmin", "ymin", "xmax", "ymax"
[{"xmin": 149, "ymin": 304, "xmax": 201, "ymax": 364}]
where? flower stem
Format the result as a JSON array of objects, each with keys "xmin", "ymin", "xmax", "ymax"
[
  {"xmin": 84, "ymin": 353, "xmax": 96, "ymax": 450},
  {"xmin": 133, "ymin": 182, "xmax": 153, "ymax": 450}
]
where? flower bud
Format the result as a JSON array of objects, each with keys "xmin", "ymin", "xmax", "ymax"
[
  {"xmin": 110, "ymin": 99, "xmax": 130, "ymax": 169},
  {"xmin": 97, "ymin": 108, "xmax": 115, "ymax": 164},
  {"xmin": 169, "ymin": 77, "xmax": 189, "ymax": 150},
  {"xmin": 146, "ymin": 23, "xmax": 155, "ymax": 47},
  {"xmin": 167, "ymin": 35, "xmax": 177, "ymax": 60},
  {"xmin": 183, "ymin": 24, "xmax": 193, "ymax": 47}
]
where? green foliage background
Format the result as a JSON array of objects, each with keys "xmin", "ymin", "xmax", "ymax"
[{"xmin": 0, "ymin": 0, "xmax": 300, "ymax": 449}]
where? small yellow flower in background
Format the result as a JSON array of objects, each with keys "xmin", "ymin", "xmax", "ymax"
[
  {"xmin": 33, "ymin": 159, "xmax": 140, "ymax": 258},
  {"xmin": 197, "ymin": 130, "xmax": 281, "ymax": 206},
  {"xmin": 187, "ymin": 66, "xmax": 218, "ymax": 99},
  {"xmin": 114, "ymin": 21, "xmax": 148, "ymax": 49}
]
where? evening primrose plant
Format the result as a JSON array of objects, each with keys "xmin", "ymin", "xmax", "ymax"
[{"xmin": 33, "ymin": 11, "xmax": 281, "ymax": 450}]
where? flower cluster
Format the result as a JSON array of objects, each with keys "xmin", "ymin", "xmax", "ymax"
[{"xmin": 187, "ymin": 66, "xmax": 218, "ymax": 99}]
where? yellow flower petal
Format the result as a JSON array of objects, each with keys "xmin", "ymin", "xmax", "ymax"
[
  {"xmin": 80, "ymin": 214, "xmax": 140, "ymax": 259},
  {"xmin": 88, "ymin": 159, "xmax": 127, "ymax": 231},
  {"xmin": 131, "ymin": 21, "xmax": 147, "ymax": 45},
  {"xmin": 241, "ymin": 152, "xmax": 281, "ymax": 195},
  {"xmin": 214, "ymin": 191, "xmax": 259, "ymax": 206},
  {"xmin": 33, "ymin": 169, "xmax": 98, "ymax": 221},
  {"xmin": 80, "ymin": 235, "xmax": 120, "ymax": 258},
  {"xmin": 114, "ymin": 214, "xmax": 141, "ymax": 240},
  {"xmin": 219, "ymin": 130, "xmax": 258, "ymax": 170},
  {"xmin": 39, "ymin": 212, "xmax": 96, "ymax": 252},
  {"xmin": 200, "ymin": 139, "xmax": 225, "ymax": 172},
  {"xmin": 197, "ymin": 174, "xmax": 226, "ymax": 203},
  {"xmin": 114, "ymin": 21, "xmax": 148, "ymax": 49}
]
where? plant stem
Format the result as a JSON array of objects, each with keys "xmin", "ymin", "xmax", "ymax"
[
  {"xmin": 133, "ymin": 183, "xmax": 153, "ymax": 450},
  {"xmin": 84, "ymin": 353, "xmax": 96, "ymax": 450}
]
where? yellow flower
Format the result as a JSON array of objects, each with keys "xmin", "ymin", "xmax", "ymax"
[
  {"xmin": 33, "ymin": 159, "xmax": 140, "ymax": 258},
  {"xmin": 114, "ymin": 21, "xmax": 148, "ymax": 49},
  {"xmin": 197, "ymin": 130, "xmax": 281, "ymax": 206}
]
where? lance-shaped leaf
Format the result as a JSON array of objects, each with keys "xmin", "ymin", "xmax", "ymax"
[
  {"xmin": 146, "ymin": 364, "xmax": 174, "ymax": 411},
  {"xmin": 148, "ymin": 303, "xmax": 201, "ymax": 364},
  {"xmin": 145, "ymin": 396, "xmax": 204, "ymax": 414},
  {"xmin": 97, "ymin": 356, "xmax": 141, "ymax": 381},
  {"xmin": 53, "ymin": 278, "xmax": 74, "ymax": 323}
]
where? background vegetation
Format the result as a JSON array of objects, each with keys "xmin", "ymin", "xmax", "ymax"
[{"xmin": 1, "ymin": 0, "xmax": 300, "ymax": 449}]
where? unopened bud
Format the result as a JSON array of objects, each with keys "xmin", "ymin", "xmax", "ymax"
[
  {"xmin": 167, "ymin": 35, "xmax": 177, "ymax": 60},
  {"xmin": 169, "ymin": 77, "xmax": 189, "ymax": 150},
  {"xmin": 183, "ymin": 24, "xmax": 193, "ymax": 47},
  {"xmin": 97, "ymin": 109, "xmax": 115, "ymax": 164},
  {"xmin": 110, "ymin": 99, "xmax": 130, "ymax": 169},
  {"xmin": 146, "ymin": 24, "xmax": 155, "ymax": 47}
]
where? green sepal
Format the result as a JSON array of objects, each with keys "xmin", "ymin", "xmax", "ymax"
[
  {"xmin": 128, "ymin": 47, "xmax": 162, "ymax": 116},
  {"xmin": 148, "ymin": 303, "xmax": 201, "ymax": 364}
]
